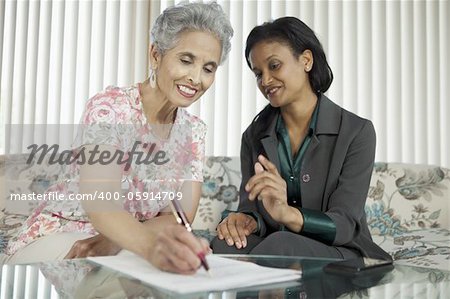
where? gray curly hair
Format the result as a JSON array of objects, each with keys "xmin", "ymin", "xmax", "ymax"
[{"xmin": 150, "ymin": 1, "xmax": 233, "ymax": 65}]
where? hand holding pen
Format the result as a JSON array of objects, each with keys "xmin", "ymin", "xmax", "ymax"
[
  {"xmin": 169, "ymin": 199, "xmax": 211, "ymax": 274},
  {"xmin": 146, "ymin": 222, "xmax": 211, "ymax": 275}
]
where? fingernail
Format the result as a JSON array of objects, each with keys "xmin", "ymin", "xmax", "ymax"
[
  {"xmin": 227, "ymin": 238, "xmax": 233, "ymax": 245},
  {"xmin": 196, "ymin": 253, "xmax": 205, "ymax": 266},
  {"xmin": 236, "ymin": 242, "xmax": 241, "ymax": 249},
  {"xmin": 242, "ymin": 240, "xmax": 247, "ymax": 248}
]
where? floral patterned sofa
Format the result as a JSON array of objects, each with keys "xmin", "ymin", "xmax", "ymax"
[{"xmin": 1, "ymin": 155, "xmax": 449, "ymax": 271}]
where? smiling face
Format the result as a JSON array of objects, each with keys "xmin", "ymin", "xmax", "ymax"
[
  {"xmin": 248, "ymin": 40, "xmax": 313, "ymax": 108},
  {"xmin": 150, "ymin": 30, "xmax": 222, "ymax": 108}
]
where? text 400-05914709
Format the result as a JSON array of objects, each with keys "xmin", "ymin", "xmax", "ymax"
[{"xmin": 78, "ymin": 191, "xmax": 184, "ymax": 201}]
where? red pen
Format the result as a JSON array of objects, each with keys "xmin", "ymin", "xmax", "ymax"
[{"xmin": 169, "ymin": 199, "xmax": 211, "ymax": 274}]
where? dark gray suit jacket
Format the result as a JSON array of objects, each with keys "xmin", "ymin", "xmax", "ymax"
[{"xmin": 238, "ymin": 94, "xmax": 391, "ymax": 260}]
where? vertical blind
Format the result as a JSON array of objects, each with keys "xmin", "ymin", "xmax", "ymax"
[
  {"xmin": 1, "ymin": 0, "xmax": 449, "ymax": 169},
  {"xmin": 1, "ymin": 264, "xmax": 60, "ymax": 298}
]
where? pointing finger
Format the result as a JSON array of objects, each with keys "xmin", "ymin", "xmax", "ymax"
[
  {"xmin": 254, "ymin": 162, "xmax": 264, "ymax": 174},
  {"xmin": 258, "ymin": 155, "xmax": 279, "ymax": 175}
]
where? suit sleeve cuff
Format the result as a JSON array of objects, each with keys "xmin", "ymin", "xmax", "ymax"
[{"xmin": 298, "ymin": 208, "xmax": 336, "ymax": 245}]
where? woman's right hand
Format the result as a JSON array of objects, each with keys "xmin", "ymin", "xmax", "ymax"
[
  {"xmin": 147, "ymin": 224, "xmax": 210, "ymax": 275},
  {"xmin": 216, "ymin": 212, "xmax": 257, "ymax": 249}
]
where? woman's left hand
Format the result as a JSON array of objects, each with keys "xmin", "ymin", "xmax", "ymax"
[
  {"xmin": 245, "ymin": 155, "xmax": 289, "ymax": 223},
  {"xmin": 64, "ymin": 234, "xmax": 122, "ymax": 259}
]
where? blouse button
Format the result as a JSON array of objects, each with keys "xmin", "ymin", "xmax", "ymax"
[
  {"xmin": 302, "ymin": 174, "xmax": 311, "ymax": 183},
  {"xmin": 289, "ymin": 175, "xmax": 295, "ymax": 182}
]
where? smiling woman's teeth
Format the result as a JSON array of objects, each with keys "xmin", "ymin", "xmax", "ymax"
[
  {"xmin": 179, "ymin": 85, "xmax": 195, "ymax": 95},
  {"xmin": 267, "ymin": 88, "xmax": 277, "ymax": 95}
]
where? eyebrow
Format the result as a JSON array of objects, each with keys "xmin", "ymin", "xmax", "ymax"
[
  {"xmin": 251, "ymin": 54, "xmax": 278, "ymax": 72},
  {"xmin": 178, "ymin": 52, "xmax": 218, "ymax": 69}
]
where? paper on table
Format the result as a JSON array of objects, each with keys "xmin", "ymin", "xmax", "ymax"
[{"xmin": 88, "ymin": 252, "xmax": 301, "ymax": 294}]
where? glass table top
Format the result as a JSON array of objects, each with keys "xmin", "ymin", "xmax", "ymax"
[{"xmin": 1, "ymin": 254, "xmax": 449, "ymax": 298}]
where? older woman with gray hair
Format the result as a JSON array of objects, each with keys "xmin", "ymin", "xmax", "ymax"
[{"xmin": 6, "ymin": 2, "xmax": 233, "ymax": 274}]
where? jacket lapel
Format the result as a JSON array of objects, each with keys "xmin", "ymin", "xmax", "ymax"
[
  {"xmin": 261, "ymin": 135, "xmax": 280, "ymax": 171},
  {"xmin": 301, "ymin": 94, "xmax": 342, "ymax": 210},
  {"xmin": 314, "ymin": 94, "xmax": 341, "ymax": 135},
  {"xmin": 254, "ymin": 106, "xmax": 281, "ymax": 171}
]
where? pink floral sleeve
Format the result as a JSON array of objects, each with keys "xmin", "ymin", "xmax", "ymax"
[
  {"xmin": 72, "ymin": 86, "xmax": 132, "ymax": 150},
  {"xmin": 173, "ymin": 110, "xmax": 206, "ymax": 182},
  {"xmin": 190, "ymin": 118, "xmax": 206, "ymax": 182}
]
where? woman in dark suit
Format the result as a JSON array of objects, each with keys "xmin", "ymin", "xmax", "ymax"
[{"xmin": 212, "ymin": 17, "xmax": 391, "ymax": 260}]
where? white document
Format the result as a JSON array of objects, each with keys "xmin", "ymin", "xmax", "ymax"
[{"xmin": 88, "ymin": 252, "xmax": 301, "ymax": 294}]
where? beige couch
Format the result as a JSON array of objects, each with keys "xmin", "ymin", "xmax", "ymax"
[{"xmin": 1, "ymin": 155, "xmax": 449, "ymax": 272}]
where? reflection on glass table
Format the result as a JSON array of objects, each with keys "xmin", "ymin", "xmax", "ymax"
[{"xmin": 1, "ymin": 254, "xmax": 449, "ymax": 298}]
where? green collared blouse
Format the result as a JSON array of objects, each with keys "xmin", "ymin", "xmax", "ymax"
[{"xmin": 275, "ymin": 101, "xmax": 336, "ymax": 245}]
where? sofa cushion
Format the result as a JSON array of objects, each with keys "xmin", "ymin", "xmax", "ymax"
[
  {"xmin": 372, "ymin": 228, "xmax": 450, "ymax": 270},
  {"xmin": 192, "ymin": 157, "xmax": 240, "ymax": 231},
  {"xmin": 366, "ymin": 163, "xmax": 450, "ymax": 236}
]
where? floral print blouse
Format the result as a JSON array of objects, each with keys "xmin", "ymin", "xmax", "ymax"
[{"xmin": 6, "ymin": 85, "xmax": 206, "ymax": 255}]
